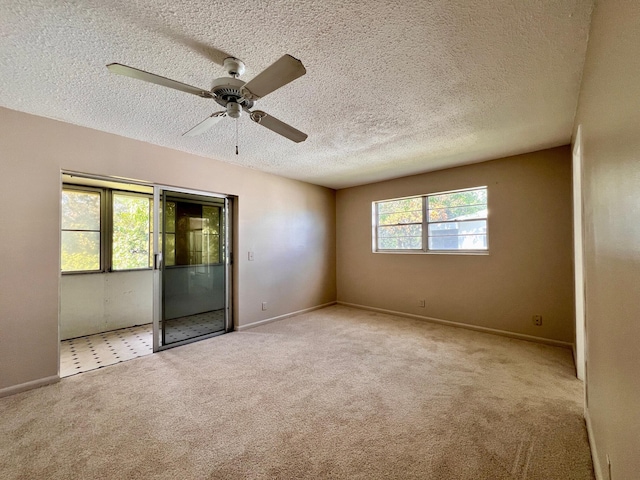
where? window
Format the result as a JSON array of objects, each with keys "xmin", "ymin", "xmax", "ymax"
[
  {"xmin": 169, "ymin": 201, "xmax": 220, "ymax": 266},
  {"xmin": 149, "ymin": 199, "xmax": 175, "ymax": 267},
  {"xmin": 112, "ymin": 192, "xmax": 151, "ymax": 270},
  {"xmin": 376, "ymin": 197, "xmax": 423, "ymax": 250},
  {"xmin": 62, "ymin": 185, "xmax": 153, "ymax": 273},
  {"xmin": 61, "ymin": 188, "xmax": 102, "ymax": 272},
  {"xmin": 374, "ymin": 187, "xmax": 488, "ymax": 253},
  {"xmin": 202, "ymin": 205, "xmax": 221, "ymax": 264}
]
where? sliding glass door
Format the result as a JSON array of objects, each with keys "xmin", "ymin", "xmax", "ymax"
[{"xmin": 152, "ymin": 187, "xmax": 231, "ymax": 351}]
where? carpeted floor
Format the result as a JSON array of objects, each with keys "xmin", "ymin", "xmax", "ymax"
[{"xmin": 0, "ymin": 305, "xmax": 594, "ymax": 479}]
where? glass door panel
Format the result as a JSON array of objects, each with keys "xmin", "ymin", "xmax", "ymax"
[{"xmin": 152, "ymin": 188, "xmax": 230, "ymax": 350}]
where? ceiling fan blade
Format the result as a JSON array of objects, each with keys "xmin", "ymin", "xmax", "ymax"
[
  {"xmin": 183, "ymin": 112, "xmax": 227, "ymax": 136},
  {"xmin": 107, "ymin": 63, "xmax": 213, "ymax": 98},
  {"xmin": 249, "ymin": 110, "xmax": 308, "ymax": 143},
  {"xmin": 241, "ymin": 55, "xmax": 306, "ymax": 100}
]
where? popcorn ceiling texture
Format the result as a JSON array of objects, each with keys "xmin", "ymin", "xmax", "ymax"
[{"xmin": 0, "ymin": 0, "xmax": 593, "ymax": 189}]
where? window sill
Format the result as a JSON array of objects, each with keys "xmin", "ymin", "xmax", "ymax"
[
  {"xmin": 62, "ymin": 268, "xmax": 153, "ymax": 275},
  {"xmin": 373, "ymin": 250, "xmax": 489, "ymax": 256}
]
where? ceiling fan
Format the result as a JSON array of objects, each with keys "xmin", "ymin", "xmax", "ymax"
[{"xmin": 106, "ymin": 54, "xmax": 308, "ymax": 144}]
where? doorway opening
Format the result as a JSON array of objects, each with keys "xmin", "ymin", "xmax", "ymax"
[{"xmin": 59, "ymin": 172, "xmax": 233, "ymax": 377}]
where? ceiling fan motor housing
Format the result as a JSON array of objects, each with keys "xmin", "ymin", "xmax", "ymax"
[{"xmin": 211, "ymin": 77, "xmax": 254, "ymax": 109}]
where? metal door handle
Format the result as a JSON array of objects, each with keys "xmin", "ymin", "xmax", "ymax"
[{"xmin": 154, "ymin": 252, "xmax": 163, "ymax": 270}]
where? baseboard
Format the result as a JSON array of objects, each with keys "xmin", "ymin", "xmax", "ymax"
[
  {"xmin": 0, "ymin": 375, "xmax": 59, "ymax": 398},
  {"xmin": 235, "ymin": 301, "xmax": 337, "ymax": 331},
  {"xmin": 585, "ymin": 408, "xmax": 604, "ymax": 480},
  {"xmin": 337, "ymin": 302, "xmax": 573, "ymax": 349}
]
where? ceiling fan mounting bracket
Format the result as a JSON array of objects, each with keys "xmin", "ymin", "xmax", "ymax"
[{"xmin": 223, "ymin": 57, "xmax": 245, "ymax": 77}]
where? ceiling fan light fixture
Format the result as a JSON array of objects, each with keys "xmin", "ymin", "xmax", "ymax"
[{"xmin": 227, "ymin": 101, "xmax": 241, "ymax": 119}]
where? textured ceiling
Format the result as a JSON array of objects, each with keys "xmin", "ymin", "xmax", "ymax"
[{"xmin": 0, "ymin": 0, "xmax": 593, "ymax": 189}]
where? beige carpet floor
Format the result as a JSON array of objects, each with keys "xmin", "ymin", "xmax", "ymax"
[{"xmin": 0, "ymin": 305, "xmax": 594, "ymax": 479}]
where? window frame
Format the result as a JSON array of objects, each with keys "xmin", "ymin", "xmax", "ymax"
[
  {"xmin": 110, "ymin": 190, "xmax": 154, "ymax": 272},
  {"xmin": 372, "ymin": 186, "xmax": 489, "ymax": 255},
  {"xmin": 61, "ymin": 185, "xmax": 105, "ymax": 273},
  {"xmin": 62, "ymin": 184, "xmax": 154, "ymax": 274}
]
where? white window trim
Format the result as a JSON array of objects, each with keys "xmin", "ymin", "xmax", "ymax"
[{"xmin": 372, "ymin": 186, "xmax": 489, "ymax": 255}]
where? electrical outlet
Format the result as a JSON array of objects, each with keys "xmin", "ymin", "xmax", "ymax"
[
  {"xmin": 248, "ymin": 251, "xmax": 254, "ymax": 261},
  {"xmin": 262, "ymin": 302, "xmax": 267, "ymax": 311},
  {"xmin": 419, "ymin": 300, "xmax": 426, "ymax": 308},
  {"xmin": 532, "ymin": 315, "xmax": 543, "ymax": 326}
]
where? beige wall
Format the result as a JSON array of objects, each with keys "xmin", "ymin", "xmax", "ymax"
[
  {"xmin": 336, "ymin": 147, "xmax": 574, "ymax": 343},
  {"xmin": 572, "ymin": 0, "xmax": 640, "ymax": 477},
  {"xmin": 0, "ymin": 107, "xmax": 336, "ymax": 392}
]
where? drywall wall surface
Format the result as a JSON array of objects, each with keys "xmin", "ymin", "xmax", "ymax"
[
  {"xmin": 336, "ymin": 147, "xmax": 574, "ymax": 343},
  {"xmin": 60, "ymin": 271, "xmax": 153, "ymax": 340},
  {"xmin": 0, "ymin": 107, "xmax": 336, "ymax": 391},
  {"xmin": 572, "ymin": 0, "xmax": 640, "ymax": 477}
]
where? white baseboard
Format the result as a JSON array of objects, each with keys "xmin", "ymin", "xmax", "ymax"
[
  {"xmin": 585, "ymin": 408, "xmax": 604, "ymax": 480},
  {"xmin": 0, "ymin": 375, "xmax": 59, "ymax": 398},
  {"xmin": 337, "ymin": 302, "xmax": 573, "ymax": 349},
  {"xmin": 235, "ymin": 301, "xmax": 337, "ymax": 331}
]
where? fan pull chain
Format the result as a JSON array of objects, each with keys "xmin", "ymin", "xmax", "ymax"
[{"xmin": 235, "ymin": 118, "xmax": 239, "ymax": 155}]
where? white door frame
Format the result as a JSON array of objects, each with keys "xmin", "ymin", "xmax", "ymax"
[{"xmin": 572, "ymin": 126, "xmax": 586, "ymax": 381}]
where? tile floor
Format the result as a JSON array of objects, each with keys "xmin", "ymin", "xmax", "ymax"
[
  {"xmin": 163, "ymin": 310, "xmax": 225, "ymax": 344},
  {"xmin": 60, "ymin": 310, "xmax": 226, "ymax": 377},
  {"xmin": 60, "ymin": 324, "xmax": 153, "ymax": 377}
]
